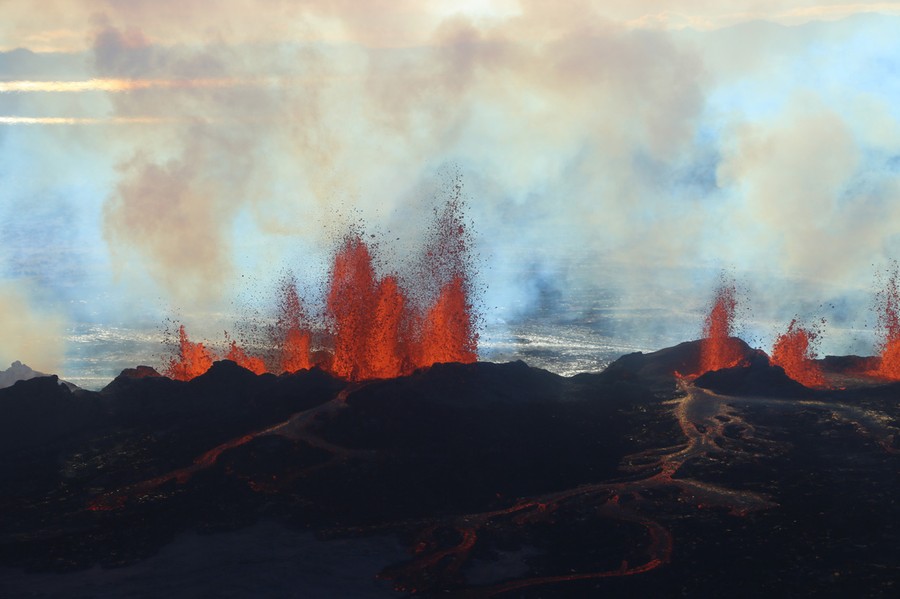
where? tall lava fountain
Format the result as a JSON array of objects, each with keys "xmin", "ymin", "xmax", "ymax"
[{"xmin": 695, "ymin": 282, "xmax": 745, "ymax": 376}]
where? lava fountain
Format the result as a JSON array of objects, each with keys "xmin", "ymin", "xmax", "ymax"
[
  {"xmin": 273, "ymin": 276, "xmax": 312, "ymax": 374},
  {"xmin": 869, "ymin": 265, "xmax": 900, "ymax": 380},
  {"xmin": 771, "ymin": 319, "xmax": 826, "ymax": 388},
  {"xmin": 695, "ymin": 282, "xmax": 745, "ymax": 376},
  {"xmin": 165, "ymin": 198, "xmax": 478, "ymax": 382},
  {"xmin": 165, "ymin": 325, "xmax": 215, "ymax": 381}
]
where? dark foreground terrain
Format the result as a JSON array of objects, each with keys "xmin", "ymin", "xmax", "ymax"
[{"xmin": 1, "ymin": 340, "xmax": 898, "ymax": 597}]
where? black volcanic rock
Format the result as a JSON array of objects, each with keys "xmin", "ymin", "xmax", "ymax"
[
  {"xmin": 598, "ymin": 337, "xmax": 761, "ymax": 389},
  {"xmin": 1, "ymin": 351, "xmax": 899, "ymax": 598},
  {"xmin": 0, "ymin": 375, "xmax": 104, "ymax": 454},
  {"xmin": 120, "ymin": 365, "xmax": 162, "ymax": 379},
  {"xmin": 694, "ymin": 351, "xmax": 811, "ymax": 397},
  {"xmin": 311, "ymin": 361, "xmax": 665, "ymax": 521},
  {"xmin": 819, "ymin": 354, "xmax": 879, "ymax": 374}
]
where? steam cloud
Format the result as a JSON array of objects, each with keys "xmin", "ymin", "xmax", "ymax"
[{"xmin": 3, "ymin": 1, "xmax": 900, "ymax": 364}]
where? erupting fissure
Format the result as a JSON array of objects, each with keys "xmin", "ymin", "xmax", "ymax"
[
  {"xmin": 165, "ymin": 199, "xmax": 478, "ymax": 382},
  {"xmin": 695, "ymin": 283, "xmax": 745, "ymax": 376},
  {"xmin": 771, "ymin": 319, "xmax": 826, "ymax": 388}
]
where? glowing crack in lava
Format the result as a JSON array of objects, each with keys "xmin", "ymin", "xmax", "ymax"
[
  {"xmin": 164, "ymin": 199, "xmax": 477, "ymax": 382},
  {"xmin": 695, "ymin": 282, "xmax": 745, "ymax": 376},
  {"xmin": 869, "ymin": 266, "xmax": 900, "ymax": 380},
  {"xmin": 771, "ymin": 319, "xmax": 827, "ymax": 388}
]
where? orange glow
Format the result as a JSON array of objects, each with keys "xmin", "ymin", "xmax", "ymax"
[
  {"xmin": 419, "ymin": 276, "xmax": 478, "ymax": 366},
  {"xmin": 165, "ymin": 325, "xmax": 216, "ymax": 381},
  {"xmin": 368, "ymin": 276, "xmax": 409, "ymax": 379},
  {"xmin": 326, "ymin": 235, "xmax": 380, "ymax": 380},
  {"xmin": 274, "ymin": 279, "xmax": 312, "ymax": 373},
  {"xmin": 225, "ymin": 341, "xmax": 267, "ymax": 375},
  {"xmin": 696, "ymin": 283, "xmax": 744, "ymax": 375},
  {"xmin": 771, "ymin": 319, "xmax": 826, "ymax": 388}
]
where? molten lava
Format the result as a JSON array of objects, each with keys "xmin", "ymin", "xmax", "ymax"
[
  {"xmin": 870, "ymin": 267, "xmax": 900, "ymax": 380},
  {"xmin": 696, "ymin": 283, "xmax": 745, "ymax": 375},
  {"xmin": 419, "ymin": 276, "xmax": 478, "ymax": 366},
  {"xmin": 164, "ymin": 198, "xmax": 478, "ymax": 382},
  {"xmin": 273, "ymin": 278, "xmax": 312, "ymax": 373},
  {"xmin": 771, "ymin": 319, "xmax": 826, "ymax": 388},
  {"xmin": 166, "ymin": 325, "xmax": 215, "ymax": 381},
  {"xmin": 225, "ymin": 341, "xmax": 266, "ymax": 375}
]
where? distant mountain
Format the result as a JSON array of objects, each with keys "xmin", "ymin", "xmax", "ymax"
[
  {"xmin": 0, "ymin": 361, "xmax": 46, "ymax": 389},
  {"xmin": 0, "ymin": 361, "xmax": 80, "ymax": 391}
]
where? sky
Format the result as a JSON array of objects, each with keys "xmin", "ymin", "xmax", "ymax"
[{"xmin": 3, "ymin": 1, "xmax": 900, "ymax": 380}]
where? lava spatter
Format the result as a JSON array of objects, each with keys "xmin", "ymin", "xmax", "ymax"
[
  {"xmin": 165, "ymin": 325, "xmax": 216, "ymax": 381},
  {"xmin": 771, "ymin": 319, "xmax": 827, "ymax": 388}
]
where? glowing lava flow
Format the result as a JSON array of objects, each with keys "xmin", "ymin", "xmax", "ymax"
[
  {"xmin": 89, "ymin": 383, "xmax": 374, "ymax": 511},
  {"xmin": 696, "ymin": 282, "xmax": 745, "ymax": 376},
  {"xmin": 87, "ymin": 376, "xmax": 899, "ymax": 593},
  {"xmin": 375, "ymin": 380, "xmax": 780, "ymax": 596},
  {"xmin": 771, "ymin": 319, "xmax": 827, "ymax": 388}
]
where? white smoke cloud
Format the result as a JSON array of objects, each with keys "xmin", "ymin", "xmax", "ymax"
[{"xmin": 3, "ymin": 2, "xmax": 900, "ymax": 367}]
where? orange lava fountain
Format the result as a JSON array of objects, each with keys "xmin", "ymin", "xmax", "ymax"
[
  {"xmin": 870, "ymin": 267, "xmax": 900, "ymax": 379},
  {"xmin": 696, "ymin": 283, "xmax": 745, "ymax": 375},
  {"xmin": 225, "ymin": 340, "xmax": 267, "ymax": 375},
  {"xmin": 165, "ymin": 325, "xmax": 216, "ymax": 381},
  {"xmin": 326, "ymin": 236, "xmax": 417, "ymax": 380},
  {"xmin": 274, "ymin": 278, "xmax": 312, "ymax": 373},
  {"xmin": 164, "ymin": 198, "xmax": 478, "ymax": 382},
  {"xmin": 419, "ymin": 275, "xmax": 478, "ymax": 365},
  {"xmin": 771, "ymin": 319, "xmax": 826, "ymax": 388}
]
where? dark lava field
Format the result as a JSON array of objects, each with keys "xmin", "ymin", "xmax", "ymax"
[{"xmin": 1, "ymin": 339, "xmax": 898, "ymax": 597}]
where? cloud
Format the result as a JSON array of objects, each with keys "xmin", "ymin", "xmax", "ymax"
[
  {"xmin": 0, "ymin": 282, "xmax": 66, "ymax": 373},
  {"xmin": 5, "ymin": 3, "xmax": 900, "ymax": 360}
]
